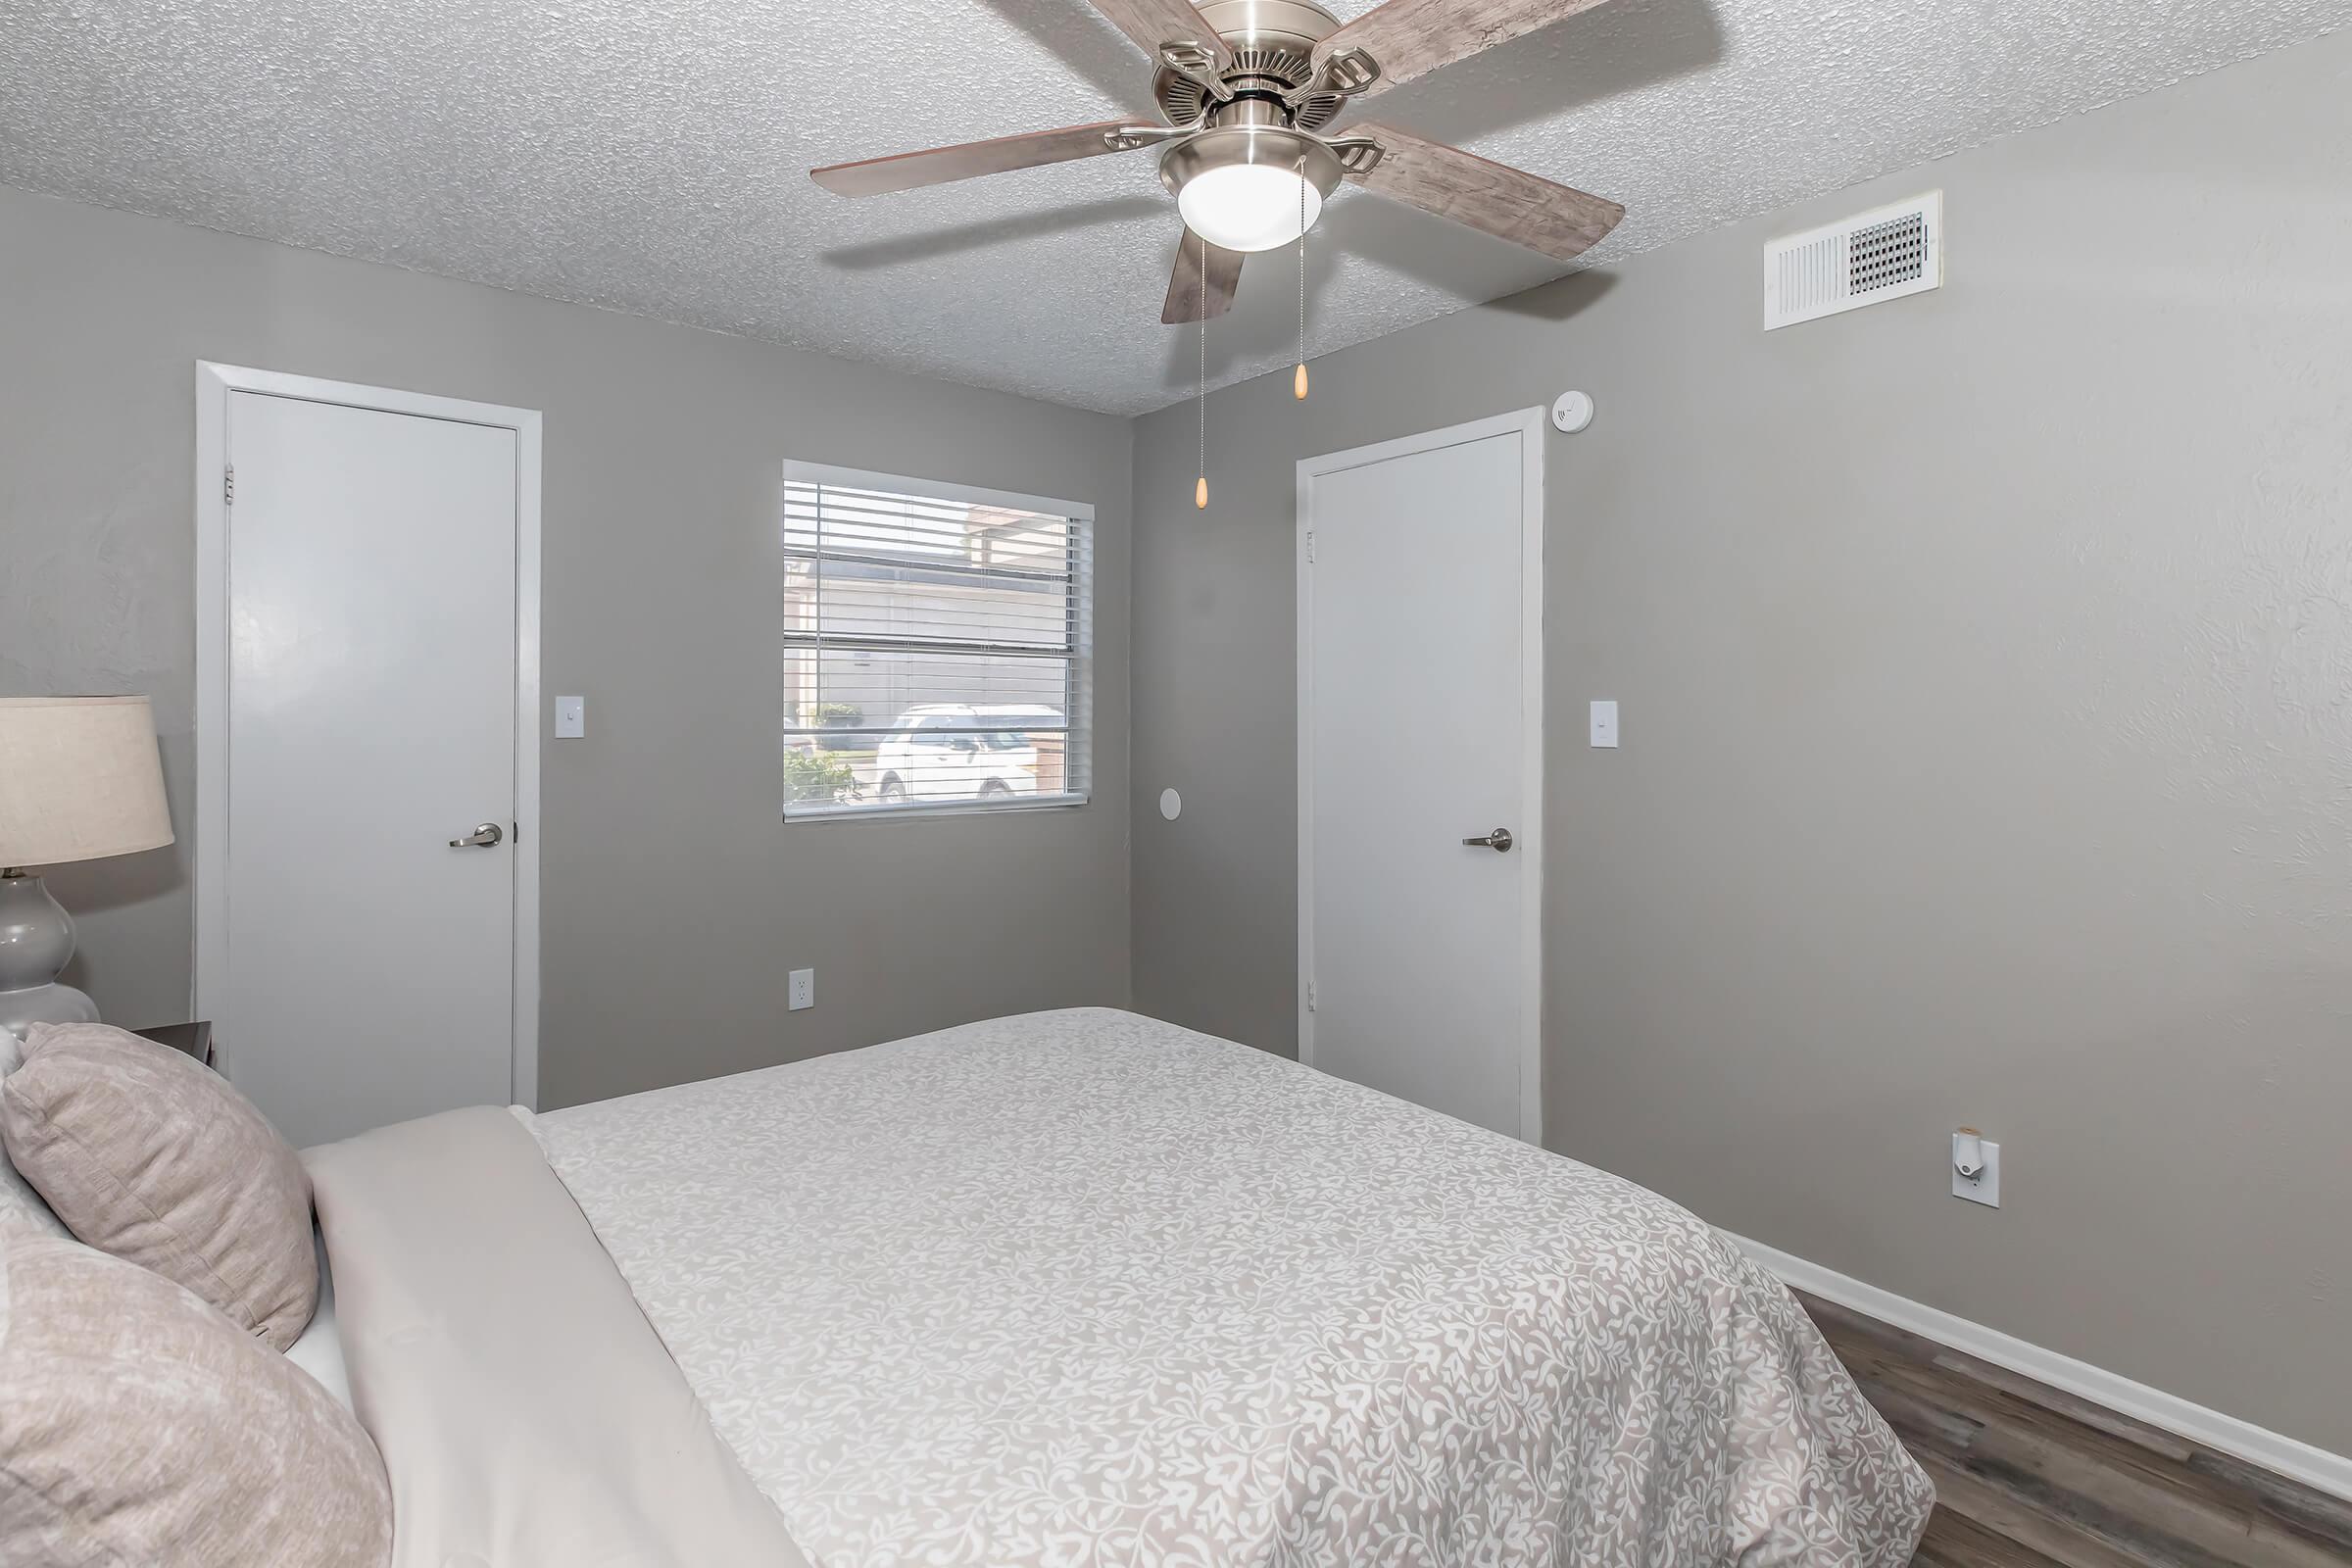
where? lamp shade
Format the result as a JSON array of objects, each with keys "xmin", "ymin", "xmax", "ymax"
[{"xmin": 0, "ymin": 697, "xmax": 174, "ymax": 868}]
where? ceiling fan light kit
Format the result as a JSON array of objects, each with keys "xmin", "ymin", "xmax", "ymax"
[
  {"xmin": 809, "ymin": 0, "xmax": 1628, "ymax": 325},
  {"xmin": 1164, "ymin": 125, "xmax": 1341, "ymax": 253}
]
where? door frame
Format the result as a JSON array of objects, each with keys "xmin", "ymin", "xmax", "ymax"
[
  {"xmin": 192, "ymin": 363, "xmax": 544, "ymax": 1108},
  {"xmin": 1295, "ymin": 407, "xmax": 1545, "ymax": 1144}
]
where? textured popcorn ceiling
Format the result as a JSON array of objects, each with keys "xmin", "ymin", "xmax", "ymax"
[{"xmin": 0, "ymin": 0, "xmax": 2339, "ymax": 415}]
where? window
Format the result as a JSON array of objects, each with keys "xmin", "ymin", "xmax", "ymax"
[{"xmin": 782, "ymin": 463, "xmax": 1093, "ymax": 818}]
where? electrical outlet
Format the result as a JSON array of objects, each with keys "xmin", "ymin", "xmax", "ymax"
[
  {"xmin": 1953, "ymin": 1135, "xmax": 2001, "ymax": 1207},
  {"xmin": 788, "ymin": 968, "xmax": 814, "ymax": 1011}
]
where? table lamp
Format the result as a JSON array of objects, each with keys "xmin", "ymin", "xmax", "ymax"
[{"xmin": 0, "ymin": 697, "xmax": 175, "ymax": 1041}]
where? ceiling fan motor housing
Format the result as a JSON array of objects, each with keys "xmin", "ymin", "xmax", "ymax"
[{"xmin": 1152, "ymin": 0, "xmax": 1349, "ymax": 133}]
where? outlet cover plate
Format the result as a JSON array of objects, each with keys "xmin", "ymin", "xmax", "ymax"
[
  {"xmin": 1953, "ymin": 1137, "xmax": 2001, "ymax": 1207},
  {"xmin": 788, "ymin": 968, "xmax": 814, "ymax": 1011}
]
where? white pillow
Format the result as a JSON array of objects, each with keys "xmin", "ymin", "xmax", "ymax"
[{"xmin": 0, "ymin": 1028, "xmax": 72, "ymax": 1239}]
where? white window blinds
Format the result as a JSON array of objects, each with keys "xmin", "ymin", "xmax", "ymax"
[{"xmin": 782, "ymin": 463, "xmax": 1093, "ymax": 819}]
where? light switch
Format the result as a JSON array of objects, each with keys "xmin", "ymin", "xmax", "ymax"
[
  {"xmin": 1590, "ymin": 701, "xmax": 1619, "ymax": 748},
  {"xmin": 555, "ymin": 696, "xmax": 585, "ymax": 739}
]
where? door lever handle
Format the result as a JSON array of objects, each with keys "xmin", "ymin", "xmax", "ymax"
[
  {"xmin": 449, "ymin": 822, "xmax": 504, "ymax": 849},
  {"xmin": 1461, "ymin": 827, "xmax": 1513, "ymax": 853}
]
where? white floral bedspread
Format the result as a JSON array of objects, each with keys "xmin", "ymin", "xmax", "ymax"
[{"xmin": 533, "ymin": 1008, "xmax": 1931, "ymax": 1567}]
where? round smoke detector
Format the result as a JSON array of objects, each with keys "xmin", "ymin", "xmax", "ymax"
[{"xmin": 1551, "ymin": 391, "xmax": 1595, "ymax": 434}]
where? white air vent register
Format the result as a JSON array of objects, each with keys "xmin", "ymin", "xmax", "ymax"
[{"xmin": 1764, "ymin": 191, "xmax": 1942, "ymax": 330}]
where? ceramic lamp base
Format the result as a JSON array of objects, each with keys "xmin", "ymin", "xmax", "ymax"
[{"xmin": 0, "ymin": 871, "xmax": 100, "ymax": 1042}]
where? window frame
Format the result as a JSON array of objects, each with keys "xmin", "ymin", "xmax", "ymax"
[{"xmin": 781, "ymin": 460, "xmax": 1095, "ymax": 823}]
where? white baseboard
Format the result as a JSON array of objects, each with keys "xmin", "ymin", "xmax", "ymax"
[{"xmin": 1722, "ymin": 1230, "xmax": 2352, "ymax": 1505}]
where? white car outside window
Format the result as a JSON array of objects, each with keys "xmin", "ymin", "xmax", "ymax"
[{"xmin": 874, "ymin": 705, "xmax": 1059, "ymax": 805}]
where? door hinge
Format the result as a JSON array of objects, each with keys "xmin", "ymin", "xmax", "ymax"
[
  {"xmin": 1304, "ymin": 528, "xmax": 1315, "ymax": 564},
  {"xmin": 1305, "ymin": 978, "xmax": 1317, "ymax": 1011},
  {"xmin": 222, "ymin": 465, "xmax": 234, "ymax": 507}
]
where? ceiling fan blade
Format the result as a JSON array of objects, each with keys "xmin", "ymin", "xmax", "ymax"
[
  {"xmin": 812, "ymin": 122, "xmax": 1145, "ymax": 197},
  {"xmin": 1316, "ymin": 0, "xmax": 1614, "ymax": 95},
  {"xmin": 1345, "ymin": 122, "xmax": 1622, "ymax": 262},
  {"xmin": 1087, "ymin": 0, "xmax": 1233, "ymax": 68},
  {"xmin": 1162, "ymin": 229, "xmax": 1245, "ymax": 323}
]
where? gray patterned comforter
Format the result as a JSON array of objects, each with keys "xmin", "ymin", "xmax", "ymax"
[{"xmin": 533, "ymin": 1007, "xmax": 1932, "ymax": 1567}]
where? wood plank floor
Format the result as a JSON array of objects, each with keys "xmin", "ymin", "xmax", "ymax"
[{"xmin": 1796, "ymin": 1293, "xmax": 2352, "ymax": 1568}]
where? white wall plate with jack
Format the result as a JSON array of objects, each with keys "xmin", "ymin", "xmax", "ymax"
[{"xmin": 1953, "ymin": 1129, "xmax": 2001, "ymax": 1207}]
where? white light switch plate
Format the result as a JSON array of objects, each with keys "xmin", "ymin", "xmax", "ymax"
[
  {"xmin": 1590, "ymin": 701, "xmax": 1619, "ymax": 748},
  {"xmin": 788, "ymin": 968, "xmax": 814, "ymax": 1011},
  {"xmin": 1954, "ymin": 1137, "xmax": 2001, "ymax": 1206},
  {"xmin": 554, "ymin": 696, "xmax": 585, "ymax": 739}
]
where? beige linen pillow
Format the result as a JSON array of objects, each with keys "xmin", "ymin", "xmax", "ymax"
[
  {"xmin": 0, "ymin": 1021, "xmax": 318, "ymax": 1348},
  {"xmin": 0, "ymin": 1232, "xmax": 391, "ymax": 1566},
  {"xmin": 0, "ymin": 1157, "xmax": 63, "ymax": 1238},
  {"xmin": 0, "ymin": 1034, "xmax": 71, "ymax": 1240}
]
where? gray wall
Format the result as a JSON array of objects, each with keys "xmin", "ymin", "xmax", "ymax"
[
  {"xmin": 1130, "ymin": 32, "xmax": 2352, "ymax": 1452},
  {"xmin": 0, "ymin": 184, "xmax": 1133, "ymax": 1108}
]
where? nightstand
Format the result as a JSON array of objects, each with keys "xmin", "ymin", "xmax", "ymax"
[{"xmin": 132, "ymin": 1020, "xmax": 215, "ymax": 1069}]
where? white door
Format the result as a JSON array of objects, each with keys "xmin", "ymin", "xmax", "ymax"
[
  {"xmin": 200, "ymin": 374, "xmax": 537, "ymax": 1148},
  {"xmin": 1298, "ymin": 410, "xmax": 1544, "ymax": 1141}
]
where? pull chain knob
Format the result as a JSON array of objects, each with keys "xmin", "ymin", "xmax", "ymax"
[{"xmin": 1295, "ymin": 155, "xmax": 1309, "ymax": 403}]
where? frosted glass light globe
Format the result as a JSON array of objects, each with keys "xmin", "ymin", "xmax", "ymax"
[{"xmin": 1178, "ymin": 163, "xmax": 1321, "ymax": 253}]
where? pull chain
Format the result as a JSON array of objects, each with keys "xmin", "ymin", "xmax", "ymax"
[
  {"xmin": 1295, "ymin": 157, "xmax": 1309, "ymax": 401},
  {"xmin": 1196, "ymin": 230, "xmax": 1208, "ymax": 510}
]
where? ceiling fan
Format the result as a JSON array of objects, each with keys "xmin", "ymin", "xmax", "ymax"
[{"xmin": 810, "ymin": 0, "xmax": 1627, "ymax": 324}]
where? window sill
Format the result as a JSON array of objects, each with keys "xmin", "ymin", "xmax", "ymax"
[{"xmin": 783, "ymin": 792, "xmax": 1090, "ymax": 824}]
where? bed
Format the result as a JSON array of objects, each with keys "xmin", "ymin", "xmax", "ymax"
[{"xmin": 305, "ymin": 1006, "xmax": 1934, "ymax": 1567}]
